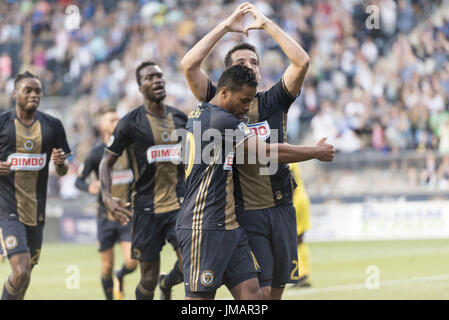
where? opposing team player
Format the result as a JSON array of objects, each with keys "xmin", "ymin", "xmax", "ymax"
[
  {"xmin": 0, "ymin": 71, "xmax": 71, "ymax": 300},
  {"xmin": 100, "ymin": 61, "xmax": 187, "ymax": 300},
  {"xmin": 75, "ymin": 109, "xmax": 138, "ymax": 300},
  {"xmin": 290, "ymin": 162, "xmax": 312, "ymax": 288},
  {"xmin": 181, "ymin": 3, "xmax": 311, "ymax": 299},
  {"xmin": 177, "ymin": 65, "xmax": 334, "ymax": 300}
]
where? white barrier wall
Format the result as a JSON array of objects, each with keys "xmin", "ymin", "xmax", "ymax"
[{"xmin": 307, "ymin": 200, "xmax": 449, "ymax": 242}]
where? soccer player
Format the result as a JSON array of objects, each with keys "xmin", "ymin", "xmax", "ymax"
[
  {"xmin": 181, "ymin": 3, "xmax": 311, "ymax": 299},
  {"xmin": 177, "ymin": 65, "xmax": 334, "ymax": 300},
  {"xmin": 290, "ymin": 162, "xmax": 312, "ymax": 288},
  {"xmin": 0, "ymin": 71, "xmax": 71, "ymax": 300},
  {"xmin": 99, "ymin": 61, "xmax": 187, "ymax": 300},
  {"xmin": 75, "ymin": 109, "xmax": 138, "ymax": 300}
]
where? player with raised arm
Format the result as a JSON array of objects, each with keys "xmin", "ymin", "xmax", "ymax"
[
  {"xmin": 0, "ymin": 71, "xmax": 71, "ymax": 300},
  {"xmin": 99, "ymin": 62, "xmax": 187, "ymax": 300},
  {"xmin": 177, "ymin": 65, "xmax": 334, "ymax": 300},
  {"xmin": 75, "ymin": 109, "xmax": 138, "ymax": 300},
  {"xmin": 181, "ymin": 3, "xmax": 312, "ymax": 299}
]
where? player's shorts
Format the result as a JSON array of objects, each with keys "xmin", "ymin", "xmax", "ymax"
[
  {"xmin": 97, "ymin": 216, "xmax": 132, "ymax": 252},
  {"xmin": 177, "ymin": 227, "xmax": 260, "ymax": 299},
  {"xmin": 130, "ymin": 209, "xmax": 178, "ymax": 261},
  {"xmin": 0, "ymin": 216, "xmax": 44, "ymax": 266},
  {"xmin": 237, "ymin": 205, "xmax": 299, "ymax": 288}
]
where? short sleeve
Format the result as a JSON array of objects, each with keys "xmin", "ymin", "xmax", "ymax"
[
  {"xmin": 204, "ymin": 80, "xmax": 217, "ymax": 103},
  {"xmin": 217, "ymin": 114, "xmax": 255, "ymax": 150},
  {"xmin": 106, "ymin": 117, "xmax": 132, "ymax": 156},
  {"xmin": 258, "ymin": 78, "xmax": 298, "ymax": 117},
  {"xmin": 54, "ymin": 119, "xmax": 72, "ymax": 156}
]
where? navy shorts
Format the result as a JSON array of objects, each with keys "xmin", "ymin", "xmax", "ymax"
[
  {"xmin": 97, "ymin": 216, "xmax": 132, "ymax": 252},
  {"xmin": 237, "ymin": 205, "xmax": 299, "ymax": 288},
  {"xmin": 177, "ymin": 227, "xmax": 260, "ymax": 298},
  {"xmin": 0, "ymin": 217, "xmax": 44, "ymax": 266},
  {"xmin": 131, "ymin": 209, "xmax": 179, "ymax": 261}
]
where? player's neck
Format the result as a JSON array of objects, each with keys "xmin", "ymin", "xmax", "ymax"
[
  {"xmin": 15, "ymin": 105, "xmax": 36, "ymax": 125},
  {"xmin": 209, "ymin": 97, "xmax": 228, "ymax": 112},
  {"xmin": 144, "ymin": 100, "xmax": 166, "ymax": 117}
]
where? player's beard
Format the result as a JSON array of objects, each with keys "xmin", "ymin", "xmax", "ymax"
[{"xmin": 18, "ymin": 101, "xmax": 38, "ymax": 114}]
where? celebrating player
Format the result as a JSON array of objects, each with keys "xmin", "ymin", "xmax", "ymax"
[
  {"xmin": 177, "ymin": 65, "xmax": 334, "ymax": 300},
  {"xmin": 99, "ymin": 61, "xmax": 187, "ymax": 300},
  {"xmin": 181, "ymin": 3, "xmax": 311, "ymax": 299},
  {"xmin": 75, "ymin": 109, "xmax": 138, "ymax": 300},
  {"xmin": 0, "ymin": 71, "xmax": 71, "ymax": 300}
]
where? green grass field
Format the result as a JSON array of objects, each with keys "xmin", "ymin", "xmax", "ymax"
[{"xmin": 1, "ymin": 239, "xmax": 448, "ymax": 300}]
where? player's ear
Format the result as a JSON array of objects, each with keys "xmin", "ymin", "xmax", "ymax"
[
  {"xmin": 12, "ymin": 89, "xmax": 16, "ymax": 100},
  {"xmin": 221, "ymin": 87, "xmax": 229, "ymax": 99}
]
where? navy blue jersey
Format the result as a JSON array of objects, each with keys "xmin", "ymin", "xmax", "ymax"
[
  {"xmin": 177, "ymin": 103, "xmax": 255, "ymax": 231},
  {"xmin": 0, "ymin": 110, "xmax": 71, "ymax": 226},
  {"xmin": 206, "ymin": 79, "xmax": 298, "ymax": 211},
  {"xmin": 106, "ymin": 105, "xmax": 187, "ymax": 213}
]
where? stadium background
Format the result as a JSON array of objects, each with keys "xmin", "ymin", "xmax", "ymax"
[{"xmin": 1, "ymin": 0, "xmax": 449, "ymax": 299}]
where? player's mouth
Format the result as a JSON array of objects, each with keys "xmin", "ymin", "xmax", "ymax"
[{"xmin": 153, "ymin": 86, "xmax": 165, "ymax": 95}]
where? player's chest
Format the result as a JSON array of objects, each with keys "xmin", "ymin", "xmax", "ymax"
[{"xmin": 133, "ymin": 113, "xmax": 182, "ymax": 164}]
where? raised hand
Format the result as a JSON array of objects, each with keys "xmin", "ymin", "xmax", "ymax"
[
  {"xmin": 315, "ymin": 138, "xmax": 335, "ymax": 162},
  {"xmin": 223, "ymin": 2, "xmax": 254, "ymax": 34},
  {"xmin": 244, "ymin": 6, "xmax": 271, "ymax": 35}
]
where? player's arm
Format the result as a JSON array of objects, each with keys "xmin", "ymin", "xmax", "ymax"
[
  {"xmin": 51, "ymin": 148, "xmax": 70, "ymax": 176},
  {"xmin": 245, "ymin": 6, "xmax": 310, "ymax": 97},
  {"xmin": 52, "ymin": 119, "xmax": 72, "ymax": 176},
  {"xmin": 75, "ymin": 152, "xmax": 100, "ymax": 195},
  {"xmin": 99, "ymin": 151, "xmax": 131, "ymax": 225},
  {"xmin": 180, "ymin": 2, "xmax": 254, "ymax": 101},
  {"xmin": 244, "ymin": 136, "xmax": 334, "ymax": 163}
]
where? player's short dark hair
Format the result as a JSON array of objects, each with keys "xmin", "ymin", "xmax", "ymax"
[
  {"xmin": 135, "ymin": 61, "xmax": 157, "ymax": 86},
  {"xmin": 224, "ymin": 42, "xmax": 259, "ymax": 67},
  {"xmin": 216, "ymin": 65, "xmax": 258, "ymax": 92},
  {"xmin": 14, "ymin": 71, "xmax": 40, "ymax": 88}
]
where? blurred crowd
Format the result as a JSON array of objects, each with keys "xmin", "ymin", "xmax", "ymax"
[{"xmin": 0, "ymin": 0, "xmax": 448, "ymax": 196}]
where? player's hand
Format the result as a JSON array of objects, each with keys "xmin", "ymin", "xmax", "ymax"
[
  {"xmin": 88, "ymin": 180, "xmax": 100, "ymax": 195},
  {"xmin": 51, "ymin": 148, "xmax": 66, "ymax": 166},
  {"xmin": 0, "ymin": 161, "xmax": 11, "ymax": 176},
  {"xmin": 244, "ymin": 6, "xmax": 271, "ymax": 35},
  {"xmin": 223, "ymin": 2, "xmax": 254, "ymax": 34},
  {"xmin": 104, "ymin": 196, "xmax": 132, "ymax": 226},
  {"xmin": 315, "ymin": 138, "xmax": 335, "ymax": 162}
]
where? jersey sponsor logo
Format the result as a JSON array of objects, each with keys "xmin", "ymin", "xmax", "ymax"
[
  {"xmin": 112, "ymin": 169, "xmax": 134, "ymax": 185},
  {"xmin": 7, "ymin": 153, "xmax": 47, "ymax": 171},
  {"xmin": 5, "ymin": 235, "xmax": 18, "ymax": 250},
  {"xmin": 247, "ymin": 121, "xmax": 271, "ymax": 140},
  {"xmin": 200, "ymin": 270, "xmax": 214, "ymax": 287},
  {"xmin": 146, "ymin": 144, "xmax": 181, "ymax": 164},
  {"xmin": 238, "ymin": 122, "xmax": 251, "ymax": 135},
  {"xmin": 223, "ymin": 152, "xmax": 234, "ymax": 171},
  {"xmin": 106, "ymin": 135, "xmax": 115, "ymax": 148}
]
